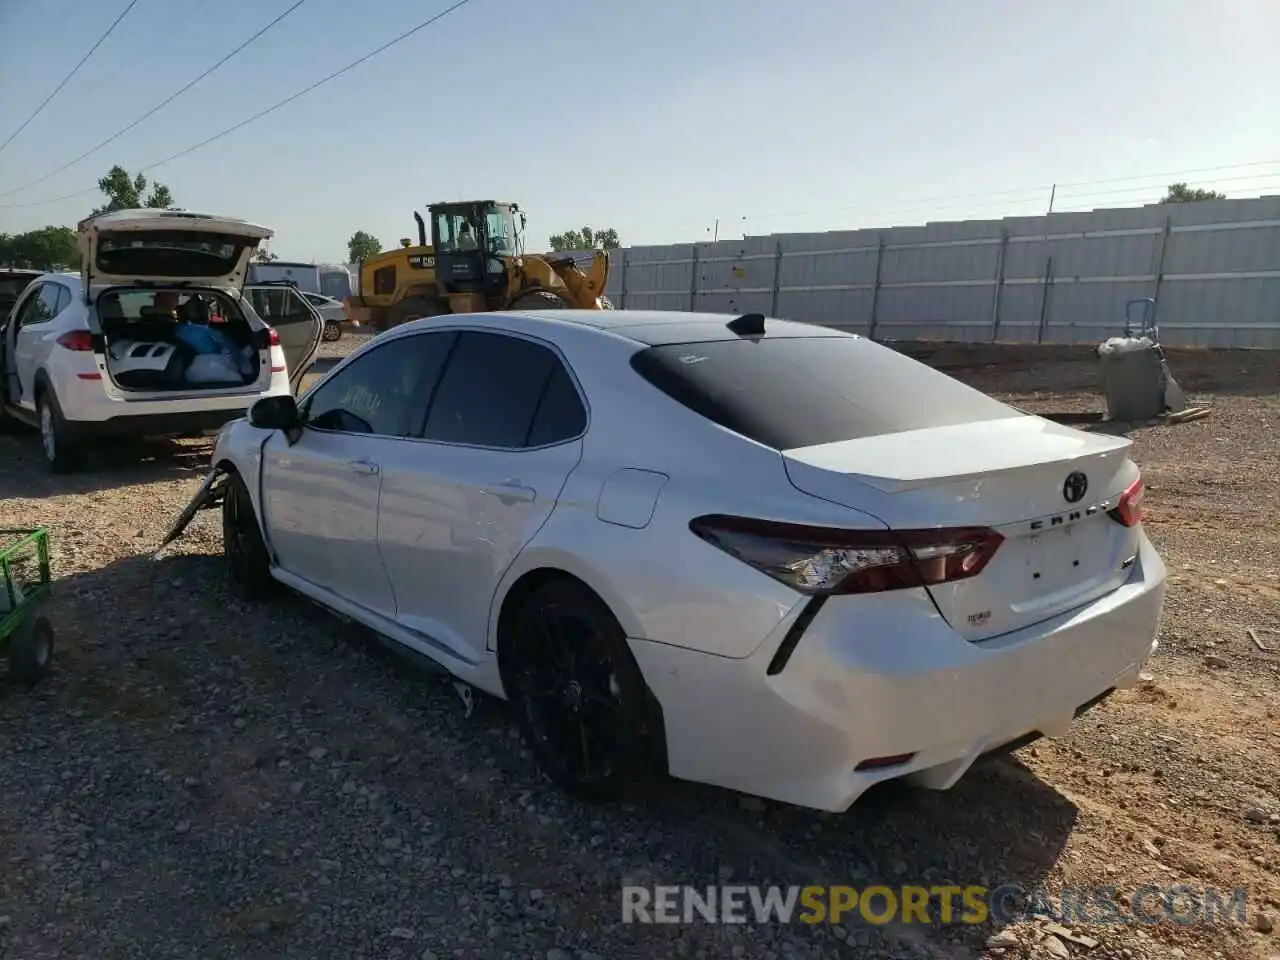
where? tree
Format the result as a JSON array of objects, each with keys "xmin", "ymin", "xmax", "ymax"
[
  {"xmin": 93, "ymin": 164, "xmax": 174, "ymax": 215},
  {"xmin": 548, "ymin": 226, "xmax": 620, "ymax": 252},
  {"xmin": 253, "ymin": 246, "xmax": 279, "ymax": 263},
  {"xmin": 0, "ymin": 226, "xmax": 78, "ymax": 269},
  {"xmin": 347, "ymin": 231, "xmax": 382, "ymax": 263},
  {"xmin": 1161, "ymin": 182, "xmax": 1226, "ymax": 204}
]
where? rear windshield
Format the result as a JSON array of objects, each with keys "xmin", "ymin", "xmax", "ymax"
[
  {"xmin": 629, "ymin": 335, "xmax": 1019, "ymax": 450},
  {"xmin": 96, "ymin": 231, "xmax": 248, "ymax": 278}
]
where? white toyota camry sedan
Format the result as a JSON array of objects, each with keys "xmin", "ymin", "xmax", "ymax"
[{"xmin": 165, "ymin": 309, "xmax": 1166, "ymax": 813}]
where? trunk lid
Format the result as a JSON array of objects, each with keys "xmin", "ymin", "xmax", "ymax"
[
  {"xmin": 782, "ymin": 415, "xmax": 1142, "ymax": 641},
  {"xmin": 78, "ymin": 209, "xmax": 272, "ymax": 290}
]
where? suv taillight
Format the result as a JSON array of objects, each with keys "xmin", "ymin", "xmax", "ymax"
[
  {"xmin": 267, "ymin": 327, "xmax": 280, "ymax": 346},
  {"xmin": 56, "ymin": 331, "xmax": 93, "ymax": 351},
  {"xmin": 688, "ymin": 515, "xmax": 1003, "ymax": 595},
  {"xmin": 1108, "ymin": 476, "xmax": 1144, "ymax": 527}
]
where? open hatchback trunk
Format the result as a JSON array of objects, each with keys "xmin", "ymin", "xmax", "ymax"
[
  {"xmin": 781, "ymin": 415, "xmax": 1144, "ymax": 642},
  {"xmin": 75, "ymin": 211, "xmax": 323, "ymax": 396},
  {"xmin": 77, "ymin": 209, "xmax": 272, "ymax": 288}
]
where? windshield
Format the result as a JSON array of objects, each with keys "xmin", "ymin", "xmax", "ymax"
[{"xmin": 629, "ymin": 335, "xmax": 1020, "ymax": 450}]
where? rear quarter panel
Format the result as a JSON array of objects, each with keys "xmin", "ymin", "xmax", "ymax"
[{"xmin": 496, "ymin": 328, "xmax": 888, "ymax": 659}]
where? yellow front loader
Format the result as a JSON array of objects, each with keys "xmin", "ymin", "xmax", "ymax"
[{"xmin": 344, "ymin": 201, "xmax": 612, "ymax": 332}]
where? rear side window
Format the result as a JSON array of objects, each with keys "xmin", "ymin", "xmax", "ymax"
[
  {"xmin": 30, "ymin": 284, "xmax": 62, "ymax": 323},
  {"xmin": 421, "ymin": 331, "xmax": 572, "ymax": 448},
  {"xmin": 527, "ymin": 363, "xmax": 587, "ymax": 446},
  {"xmin": 629, "ymin": 335, "xmax": 1017, "ymax": 450}
]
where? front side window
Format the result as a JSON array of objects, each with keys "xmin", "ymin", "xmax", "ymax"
[
  {"xmin": 305, "ymin": 331, "xmax": 457, "ymax": 437},
  {"xmin": 12, "ymin": 284, "xmax": 49, "ymax": 330}
]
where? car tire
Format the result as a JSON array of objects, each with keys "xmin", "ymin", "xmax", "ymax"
[
  {"xmin": 36, "ymin": 389, "xmax": 82, "ymax": 474},
  {"xmin": 322, "ymin": 320, "xmax": 342, "ymax": 342},
  {"xmin": 507, "ymin": 290, "xmax": 571, "ymax": 310},
  {"xmin": 382, "ymin": 295, "xmax": 448, "ymax": 332},
  {"xmin": 8, "ymin": 614, "xmax": 55, "ymax": 688},
  {"xmin": 221, "ymin": 472, "xmax": 274, "ymax": 601},
  {"xmin": 501, "ymin": 577, "xmax": 663, "ymax": 802}
]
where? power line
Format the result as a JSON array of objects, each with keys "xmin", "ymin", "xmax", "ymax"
[
  {"xmin": 649, "ymin": 168, "xmax": 1280, "ymax": 238},
  {"xmin": 0, "ymin": 0, "xmax": 475, "ymax": 211},
  {"xmin": 0, "ymin": 0, "xmax": 140, "ymax": 158},
  {"xmin": 78, "ymin": 0, "xmax": 211, "ymax": 97},
  {"xmin": 735, "ymin": 160, "xmax": 1280, "ymax": 226},
  {"xmin": 0, "ymin": 0, "xmax": 309, "ymax": 198},
  {"xmin": 143, "ymin": 0, "xmax": 474, "ymax": 172}
]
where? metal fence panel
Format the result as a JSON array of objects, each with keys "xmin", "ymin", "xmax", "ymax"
[{"xmin": 598, "ymin": 196, "xmax": 1280, "ymax": 348}]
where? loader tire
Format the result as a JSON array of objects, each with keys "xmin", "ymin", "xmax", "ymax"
[
  {"xmin": 382, "ymin": 295, "xmax": 447, "ymax": 332},
  {"xmin": 508, "ymin": 290, "xmax": 571, "ymax": 311}
]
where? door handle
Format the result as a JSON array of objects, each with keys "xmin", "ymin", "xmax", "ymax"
[
  {"xmin": 347, "ymin": 459, "xmax": 380, "ymax": 476},
  {"xmin": 480, "ymin": 481, "xmax": 536, "ymax": 504}
]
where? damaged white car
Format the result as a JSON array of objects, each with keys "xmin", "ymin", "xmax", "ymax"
[
  {"xmin": 0, "ymin": 209, "xmax": 324, "ymax": 472},
  {"xmin": 164, "ymin": 309, "xmax": 1166, "ymax": 813}
]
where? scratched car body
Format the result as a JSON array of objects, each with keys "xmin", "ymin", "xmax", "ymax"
[{"xmin": 165, "ymin": 309, "xmax": 1167, "ymax": 812}]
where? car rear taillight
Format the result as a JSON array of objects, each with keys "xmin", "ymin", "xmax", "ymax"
[
  {"xmin": 267, "ymin": 327, "xmax": 280, "ymax": 346},
  {"xmin": 1108, "ymin": 476, "xmax": 1144, "ymax": 527},
  {"xmin": 56, "ymin": 331, "xmax": 93, "ymax": 351},
  {"xmin": 688, "ymin": 515, "xmax": 1003, "ymax": 595}
]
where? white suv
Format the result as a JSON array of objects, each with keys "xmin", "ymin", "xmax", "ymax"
[{"xmin": 0, "ymin": 209, "xmax": 324, "ymax": 472}]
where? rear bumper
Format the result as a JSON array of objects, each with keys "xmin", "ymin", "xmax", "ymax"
[
  {"xmin": 49, "ymin": 359, "xmax": 292, "ymax": 433},
  {"xmin": 630, "ymin": 532, "xmax": 1167, "ymax": 813},
  {"xmin": 64, "ymin": 408, "xmax": 249, "ymax": 439}
]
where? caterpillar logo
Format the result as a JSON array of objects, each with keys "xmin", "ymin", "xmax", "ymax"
[{"xmin": 408, "ymin": 255, "xmax": 435, "ymax": 269}]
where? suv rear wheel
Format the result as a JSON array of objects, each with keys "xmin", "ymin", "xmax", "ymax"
[{"xmin": 37, "ymin": 389, "xmax": 82, "ymax": 474}]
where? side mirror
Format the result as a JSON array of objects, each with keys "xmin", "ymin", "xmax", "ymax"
[{"xmin": 248, "ymin": 395, "xmax": 299, "ymax": 432}]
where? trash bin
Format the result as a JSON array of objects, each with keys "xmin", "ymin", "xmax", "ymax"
[{"xmin": 1097, "ymin": 335, "xmax": 1168, "ymax": 422}]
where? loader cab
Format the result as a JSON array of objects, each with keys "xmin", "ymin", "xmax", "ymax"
[{"xmin": 428, "ymin": 200, "xmax": 524, "ymax": 297}]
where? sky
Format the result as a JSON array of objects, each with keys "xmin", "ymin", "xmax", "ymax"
[{"xmin": 0, "ymin": 0, "xmax": 1277, "ymax": 262}]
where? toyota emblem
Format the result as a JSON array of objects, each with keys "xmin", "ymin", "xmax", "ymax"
[{"xmin": 1063, "ymin": 471, "xmax": 1089, "ymax": 504}]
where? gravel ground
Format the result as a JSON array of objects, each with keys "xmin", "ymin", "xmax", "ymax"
[{"xmin": 0, "ymin": 337, "xmax": 1277, "ymax": 960}]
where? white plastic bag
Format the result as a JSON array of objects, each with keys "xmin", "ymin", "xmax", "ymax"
[
  {"xmin": 1097, "ymin": 335, "xmax": 1153, "ymax": 357},
  {"xmin": 186, "ymin": 352, "xmax": 243, "ymax": 384}
]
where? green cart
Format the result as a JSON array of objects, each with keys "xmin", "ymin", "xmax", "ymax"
[{"xmin": 0, "ymin": 527, "xmax": 55, "ymax": 687}]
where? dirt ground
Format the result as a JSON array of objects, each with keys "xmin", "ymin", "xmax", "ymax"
[{"xmin": 0, "ymin": 336, "xmax": 1277, "ymax": 960}]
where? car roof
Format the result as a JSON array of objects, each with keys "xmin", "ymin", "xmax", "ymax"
[{"xmin": 410, "ymin": 309, "xmax": 854, "ymax": 347}]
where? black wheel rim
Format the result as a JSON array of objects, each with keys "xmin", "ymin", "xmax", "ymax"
[
  {"xmin": 225, "ymin": 489, "xmax": 251, "ymax": 583},
  {"xmin": 514, "ymin": 604, "xmax": 628, "ymax": 786}
]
